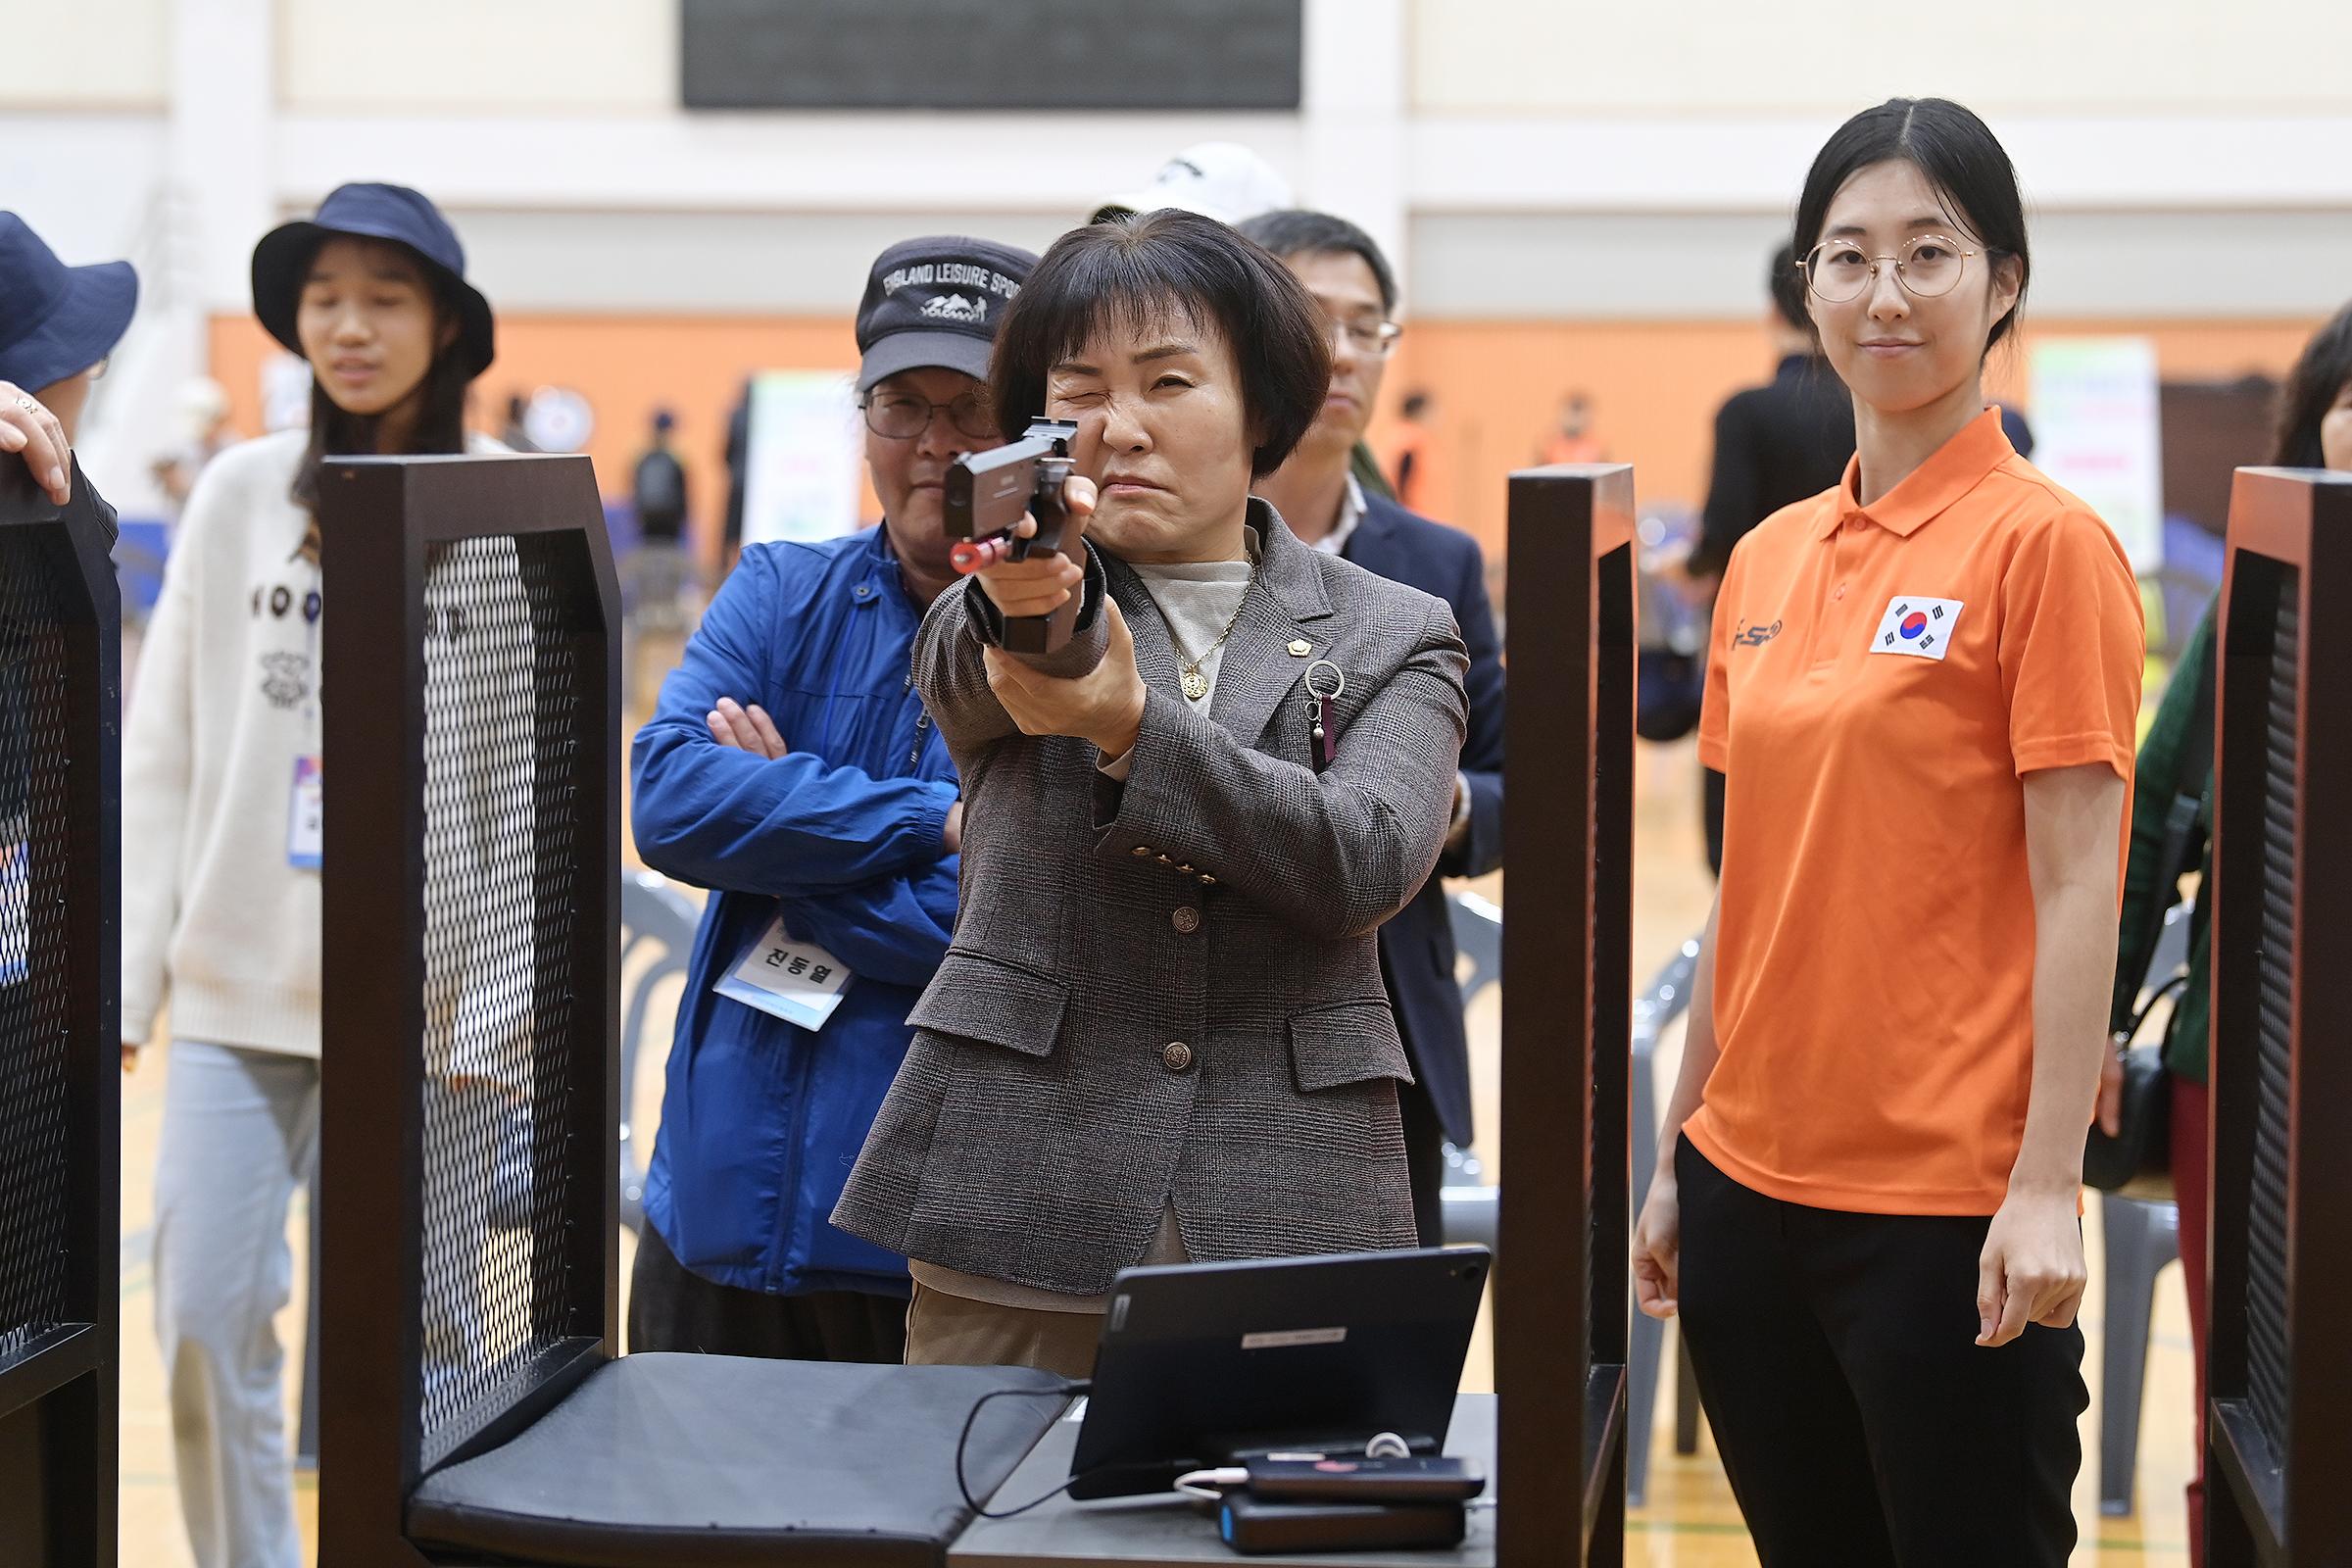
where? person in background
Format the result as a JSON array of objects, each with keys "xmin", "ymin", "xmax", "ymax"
[
  {"xmin": 631, "ymin": 407, "xmax": 691, "ymax": 632},
  {"xmin": 1688, "ymin": 243, "xmax": 1858, "ymax": 873},
  {"xmin": 720, "ymin": 379, "xmax": 751, "ymax": 573},
  {"xmin": 1386, "ymin": 389, "xmax": 1433, "ymax": 511},
  {"xmin": 1241, "ymin": 208, "xmax": 1503, "ymax": 1246},
  {"xmin": 1634, "ymin": 99, "xmax": 2143, "ymax": 1564},
  {"xmin": 2107, "ymin": 296, "xmax": 2352, "ymax": 1568},
  {"xmin": 1090, "ymin": 139, "xmax": 1295, "ymax": 228},
  {"xmin": 627, "ymin": 236, "xmax": 1038, "ymax": 1366},
  {"xmin": 0, "ymin": 212, "xmax": 133, "ymax": 508},
  {"xmin": 121, "ymin": 183, "xmax": 500, "ymax": 1568},
  {"xmin": 1689, "ymin": 243, "xmax": 1857, "ymax": 583},
  {"xmin": 152, "ymin": 377, "xmax": 237, "ymax": 521},
  {"xmin": 499, "ymin": 390, "xmax": 536, "ymax": 453},
  {"xmin": 1539, "ymin": 390, "xmax": 1604, "ymax": 466}
]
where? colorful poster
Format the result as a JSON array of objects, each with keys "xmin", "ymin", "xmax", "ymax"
[
  {"xmin": 2027, "ymin": 337, "xmax": 2164, "ymax": 573},
  {"xmin": 740, "ymin": 370, "xmax": 862, "ymax": 549}
]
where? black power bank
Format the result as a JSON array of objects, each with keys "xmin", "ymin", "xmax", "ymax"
[{"xmin": 1216, "ymin": 1494, "xmax": 1468, "ymax": 1554}]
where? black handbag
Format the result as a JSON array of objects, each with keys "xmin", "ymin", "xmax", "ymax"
[
  {"xmin": 2082, "ymin": 636, "xmax": 2215, "ymax": 1200},
  {"xmin": 2082, "ymin": 998, "xmax": 2180, "ymax": 1200}
]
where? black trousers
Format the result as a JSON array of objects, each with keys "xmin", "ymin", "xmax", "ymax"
[
  {"xmin": 1674, "ymin": 1138, "xmax": 2085, "ymax": 1567},
  {"xmin": 628, "ymin": 1219, "xmax": 908, "ymax": 1365}
]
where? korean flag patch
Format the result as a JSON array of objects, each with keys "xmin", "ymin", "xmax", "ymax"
[{"xmin": 1870, "ymin": 596, "xmax": 1963, "ymax": 661}]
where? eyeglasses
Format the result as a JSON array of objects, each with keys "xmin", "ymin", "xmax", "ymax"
[
  {"xmin": 1323, "ymin": 313, "xmax": 1402, "ymax": 358},
  {"xmin": 860, "ymin": 387, "xmax": 996, "ymax": 441},
  {"xmin": 1800, "ymin": 234, "xmax": 1985, "ymax": 304}
]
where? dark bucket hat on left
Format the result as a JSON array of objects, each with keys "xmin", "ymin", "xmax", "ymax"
[
  {"xmin": 251, "ymin": 182, "xmax": 495, "ymax": 376},
  {"xmin": 0, "ymin": 212, "xmax": 138, "ymax": 393}
]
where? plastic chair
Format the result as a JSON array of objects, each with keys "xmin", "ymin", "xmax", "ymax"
[
  {"xmin": 619, "ymin": 869, "xmax": 700, "ymax": 1234},
  {"xmin": 1626, "ymin": 936, "xmax": 1702, "ymax": 1507},
  {"xmin": 2098, "ymin": 1193, "xmax": 2181, "ymax": 1515},
  {"xmin": 1439, "ymin": 893, "xmax": 1502, "ymax": 1252},
  {"xmin": 2097, "ymin": 897, "xmax": 2195, "ymax": 1516}
]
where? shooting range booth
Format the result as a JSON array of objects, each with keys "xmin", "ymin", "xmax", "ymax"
[
  {"xmin": 0, "ymin": 459, "xmax": 123, "ymax": 1565},
  {"xmin": 2204, "ymin": 466, "xmax": 2352, "ymax": 1566},
  {"xmin": 313, "ymin": 451, "xmax": 1641, "ymax": 1567},
  {"xmin": 1497, "ymin": 464, "xmax": 1637, "ymax": 1567}
]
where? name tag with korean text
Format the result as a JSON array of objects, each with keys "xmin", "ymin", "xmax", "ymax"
[
  {"xmin": 714, "ymin": 909, "xmax": 854, "ymax": 1031},
  {"xmin": 288, "ymin": 756, "xmax": 323, "ymax": 868}
]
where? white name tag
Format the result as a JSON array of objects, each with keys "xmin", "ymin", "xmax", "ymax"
[
  {"xmin": 287, "ymin": 756, "xmax": 323, "ymax": 868},
  {"xmin": 1869, "ymin": 596, "xmax": 1964, "ymax": 661},
  {"xmin": 712, "ymin": 910, "xmax": 854, "ymax": 1032}
]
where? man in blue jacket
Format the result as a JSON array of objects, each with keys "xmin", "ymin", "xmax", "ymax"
[
  {"xmin": 1241, "ymin": 210, "xmax": 1505, "ymax": 1246},
  {"xmin": 627, "ymin": 235, "xmax": 1037, "ymax": 1361}
]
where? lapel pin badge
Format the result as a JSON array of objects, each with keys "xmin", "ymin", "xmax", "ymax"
[{"xmin": 1287, "ymin": 639, "xmax": 1312, "ymax": 658}]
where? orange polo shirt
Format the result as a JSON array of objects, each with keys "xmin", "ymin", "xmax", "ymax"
[{"xmin": 1690, "ymin": 409, "xmax": 2142, "ymax": 1215}]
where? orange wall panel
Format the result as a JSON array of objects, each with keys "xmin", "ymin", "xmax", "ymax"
[{"xmin": 213, "ymin": 312, "xmax": 2327, "ymax": 572}]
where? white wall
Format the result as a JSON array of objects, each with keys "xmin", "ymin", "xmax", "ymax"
[
  {"xmin": 276, "ymin": 0, "xmax": 674, "ymax": 113},
  {"xmin": 0, "ymin": 0, "xmax": 168, "ymax": 109},
  {"xmin": 1408, "ymin": 0, "xmax": 2352, "ymax": 117}
]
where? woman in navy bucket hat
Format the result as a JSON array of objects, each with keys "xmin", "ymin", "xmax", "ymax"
[
  {"xmin": 0, "ymin": 210, "xmax": 138, "ymax": 504},
  {"xmin": 122, "ymin": 181, "xmax": 501, "ymax": 1568}
]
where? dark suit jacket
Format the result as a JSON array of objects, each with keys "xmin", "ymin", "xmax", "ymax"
[
  {"xmin": 1340, "ymin": 492, "xmax": 1503, "ymax": 1148},
  {"xmin": 835, "ymin": 503, "xmax": 1470, "ymax": 1296},
  {"xmin": 1688, "ymin": 354, "xmax": 1855, "ymax": 580}
]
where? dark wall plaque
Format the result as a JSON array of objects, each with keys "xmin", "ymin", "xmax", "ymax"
[{"xmin": 681, "ymin": 0, "xmax": 1302, "ymax": 112}]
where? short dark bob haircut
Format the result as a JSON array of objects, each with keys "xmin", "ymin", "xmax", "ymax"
[
  {"xmin": 2272, "ymin": 299, "xmax": 2352, "ymax": 467},
  {"xmin": 1792, "ymin": 97, "xmax": 2031, "ymax": 356},
  {"xmin": 988, "ymin": 209, "xmax": 1332, "ymax": 478}
]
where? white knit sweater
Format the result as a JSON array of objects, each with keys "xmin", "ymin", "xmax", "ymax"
[{"xmin": 121, "ymin": 428, "xmax": 502, "ymax": 1056}]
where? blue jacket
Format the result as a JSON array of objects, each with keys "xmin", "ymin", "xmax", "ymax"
[
  {"xmin": 1342, "ymin": 492, "xmax": 1505, "ymax": 1148},
  {"xmin": 632, "ymin": 525, "xmax": 957, "ymax": 1297}
]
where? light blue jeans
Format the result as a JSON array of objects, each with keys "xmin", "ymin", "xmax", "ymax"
[{"xmin": 152, "ymin": 1041, "xmax": 317, "ymax": 1568}]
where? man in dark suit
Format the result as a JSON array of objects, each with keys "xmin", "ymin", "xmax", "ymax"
[{"xmin": 1241, "ymin": 210, "xmax": 1505, "ymax": 1247}]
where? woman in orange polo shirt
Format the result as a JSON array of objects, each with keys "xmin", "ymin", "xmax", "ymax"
[{"xmin": 1632, "ymin": 98, "xmax": 2142, "ymax": 1566}]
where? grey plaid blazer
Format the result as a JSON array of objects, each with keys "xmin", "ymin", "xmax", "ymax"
[{"xmin": 832, "ymin": 501, "xmax": 1470, "ymax": 1296}]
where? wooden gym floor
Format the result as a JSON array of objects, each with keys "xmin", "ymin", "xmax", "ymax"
[{"xmin": 110, "ymin": 629, "xmax": 2196, "ymax": 1565}]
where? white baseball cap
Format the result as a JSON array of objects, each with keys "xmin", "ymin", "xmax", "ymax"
[{"xmin": 1093, "ymin": 142, "xmax": 1296, "ymax": 227}]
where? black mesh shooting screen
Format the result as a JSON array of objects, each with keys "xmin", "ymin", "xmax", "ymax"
[
  {"xmin": 0, "ymin": 535, "xmax": 75, "ymax": 1368},
  {"xmin": 414, "ymin": 534, "xmax": 590, "ymax": 1468},
  {"xmin": 2246, "ymin": 566, "xmax": 2297, "ymax": 1461}
]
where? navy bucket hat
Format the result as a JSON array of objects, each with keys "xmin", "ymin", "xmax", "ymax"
[
  {"xmin": 250, "ymin": 182, "xmax": 495, "ymax": 377},
  {"xmin": 0, "ymin": 213, "xmax": 139, "ymax": 394}
]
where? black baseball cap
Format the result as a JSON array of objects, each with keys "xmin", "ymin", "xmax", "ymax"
[{"xmin": 855, "ymin": 235, "xmax": 1037, "ymax": 393}]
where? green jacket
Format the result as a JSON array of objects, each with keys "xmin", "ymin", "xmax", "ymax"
[{"xmin": 2111, "ymin": 597, "xmax": 2216, "ymax": 1082}]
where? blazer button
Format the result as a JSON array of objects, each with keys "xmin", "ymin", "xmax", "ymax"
[
  {"xmin": 1171, "ymin": 906, "xmax": 1201, "ymax": 934},
  {"xmin": 1162, "ymin": 1041, "xmax": 1195, "ymax": 1072},
  {"xmin": 1132, "ymin": 846, "xmax": 1153, "ymax": 858}
]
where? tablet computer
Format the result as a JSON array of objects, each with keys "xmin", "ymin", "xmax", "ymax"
[{"xmin": 1066, "ymin": 1247, "xmax": 1490, "ymax": 1500}]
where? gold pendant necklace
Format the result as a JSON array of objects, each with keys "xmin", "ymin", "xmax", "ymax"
[{"xmin": 1166, "ymin": 571, "xmax": 1257, "ymax": 705}]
